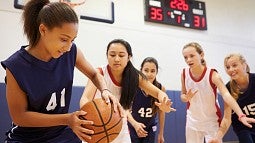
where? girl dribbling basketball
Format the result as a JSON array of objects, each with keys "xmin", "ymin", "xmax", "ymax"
[
  {"xmin": 80, "ymin": 39, "xmax": 175, "ymax": 143},
  {"xmin": 1, "ymin": 1, "xmax": 119, "ymax": 142}
]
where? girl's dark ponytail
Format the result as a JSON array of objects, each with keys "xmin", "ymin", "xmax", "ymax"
[
  {"xmin": 23, "ymin": 0, "xmax": 78, "ymax": 47},
  {"xmin": 120, "ymin": 61, "xmax": 140, "ymax": 109},
  {"xmin": 23, "ymin": 0, "xmax": 49, "ymax": 47}
]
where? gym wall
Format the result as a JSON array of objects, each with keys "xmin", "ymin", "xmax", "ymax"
[{"xmin": 0, "ymin": 0, "xmax": 255, "ymax": 90}]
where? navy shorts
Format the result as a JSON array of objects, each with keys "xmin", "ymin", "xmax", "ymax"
[{"xmin": 237, "ymin": 130, "xmax": 255, "ymax": 143}]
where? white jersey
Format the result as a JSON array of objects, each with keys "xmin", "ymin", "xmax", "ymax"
[
  {"xmin": 94, "ymin": 66, "xmax": 121, "ymax": 100},
  {"xmin": 183, "ymin": 67, "xmax": 221, "ymax": 131},
  {"xmin": 94, "ymin": 65, "xmax": 131, "ymax": 143}
]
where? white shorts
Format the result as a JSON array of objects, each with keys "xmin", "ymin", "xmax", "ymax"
[{"xmin": 186, "ymin": 124, "xmax": 222, "ymax": 143}]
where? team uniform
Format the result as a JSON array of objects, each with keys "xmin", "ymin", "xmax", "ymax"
[
  {"xmin": 127, "ymin": 84, "xmax": 162, "ymax": 143},
  {"xmin": 183, "ymin": 67, "xmax": 222, "ymax": 143},
  {"xmin": 1, "ymin": 44, "xmax": 81, "ymax": 143},
  {"xmin": 226, "ymin": 73, "xmax": 255, "ymax": 143},
  {"xmin": 89, "ymin": 65, "xmax": 131, "ymax": 143}
]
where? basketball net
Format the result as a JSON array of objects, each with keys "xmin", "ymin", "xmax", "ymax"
[{"xmin": 59, "ymin": 0, "xmax": 86, "ymax": 8}]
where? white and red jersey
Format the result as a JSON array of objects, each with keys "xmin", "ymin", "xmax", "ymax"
[
  {"xmin": 94, "ymin": 65, "xmax": 121, "ymax": 100},
  {"xmin": 93, "ymin": 65, "xmax": 131, "ymax": 143},
  {"xmin": 183, "ymin": 67, "xmax": 222, "ymax": 131}
]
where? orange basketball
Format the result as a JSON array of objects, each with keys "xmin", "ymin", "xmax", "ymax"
[{"xmin": 80, "ymin": 98, "xmax": 122, "ymax": 143}]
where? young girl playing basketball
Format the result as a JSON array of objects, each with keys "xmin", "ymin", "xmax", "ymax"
[
  {"xmin": 1, "ymin": 0, "xmax": 119, "ymax": 142},
  {"xmin": 209, "ymin": 53, "xmax": 255, "ymax": 143},
  {"xmin": 127, "ymin": 57, "xmax": 169, "ymax": 143},
  {"xmin": 181, "ymin": 42, "xmax": 254, "ymax": 143},
  {"xmin": 80, "ymin": 39, "xmax": 175, "ymax": 143}
]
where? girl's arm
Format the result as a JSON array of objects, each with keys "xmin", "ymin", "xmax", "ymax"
[
  {"xmin": 212, "ymin": 71, "xmax": 255, "ymax": 128},
  {"xmin": 158, "ymin": 110, "xmax": 165, "ymax": 143},
  {"xmin": 75, "ymin": 48, "xmax": 108, "ymax": 94},
  {"xmin": 180, "ymin": 72, "xmax": 197, "ymax": 103},
  {"xmin": 138, "ymin": 76, "xmax": 175, "ymax": 113},
  {"xmin": 180, "ymin": 72, "xmax": 188, "ymax": 102},
  {"xmin": 158, "ymin": 86, "xmax": 166, "ymax": 143},
  {"xmin": 76, "ymin": 48, "xmax": 120, "ymax": 112},
  {"xmin": 127, "ymin": 111, "xmax": 148, "ymax": 137},
  {"xmin": 209, "ymin": 102, "xmax": 232, "ymax": 143},
  {"xmin": 139, "ymin": 77, "xmax": 165, "ymax": 101},
  {"xmin": 80, "ymin": 79, "xmax": 98, "ymax": 107}
]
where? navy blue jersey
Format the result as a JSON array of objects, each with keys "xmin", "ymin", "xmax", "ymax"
[
  {"xmin": 129, "ymin": 88, "xmax": 158, "ymax": 128},
  {"xmin": 1, "ymin": 44, "xmax": 81, "ymax": 143},
  {"xmin": 128, "ymin": 85, "xmax": 162, "ymax": 143},
  {"xmin": 226, "ymin": 73, "xmax": 255, "ymax": 134}
]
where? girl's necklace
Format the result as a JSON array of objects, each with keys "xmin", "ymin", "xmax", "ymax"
[
  {"xmin": 237, "ymin": 84, "xmax": 245, "ymax": 94},
  {"xmin": 236, "ymin": 74, "xmax": 249, "ymax": 94}
]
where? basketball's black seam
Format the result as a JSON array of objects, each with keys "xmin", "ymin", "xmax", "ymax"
[
  {"xmin": 92, "ymin": 117, "xmax": 122, "ymax": 135},
  {"xmin": 92, "ymin": 100, "xmax": 110, "ymax": 143},
  {"xmin": 92, "ymin": 102, "xmax": 114, "ymax": 126},
  {"xmin": 105, "ymin": 101, "xmax": 114, "ymax": 124}
]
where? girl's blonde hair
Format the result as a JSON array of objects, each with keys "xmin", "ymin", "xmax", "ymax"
[
  {"xmin": 183, "ymin": 42, "xmax": 206, "ymax": 66},
  {"xmin": 224, "ymin": 53, "xmax": 250, "ymax": 100}
]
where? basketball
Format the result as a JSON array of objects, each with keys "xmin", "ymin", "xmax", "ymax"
[{"xmin": 80, "ymin": 98, "xmax": 123, "ymax": 143}]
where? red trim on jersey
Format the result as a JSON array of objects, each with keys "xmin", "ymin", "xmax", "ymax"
[
  {"xmin": 209, "ymin": 69, "xmax": 218, "ymax": 101},
  {"xmin": 209, "ymin": 69, "xmax": 222, "ymax": 125},
  {"xmin": 189, "ymin": 67, "xmax": 207, "ymax": 82},
  {"xmin": 107, "ymin": 65, "xmax": 121, "ymax": 86},
  {"xmin": 216, "ymin": 104, "xmax": 222, "ymax": 126},
  {"xmin": 97, "ymin": 67, "xmax": 104, "ymax": 76},
  {"xmin": 209, "ymin": 69, "xmax": 217, "ymax": 95}
]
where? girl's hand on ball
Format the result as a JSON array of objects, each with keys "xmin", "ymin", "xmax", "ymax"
[
  {"xmin": 102, "ymin": 89, "xmax": 124, "ymax": 117},
  {"xmin": 79, "ymin": 98, "xmax": 123, "ymax": 142},
  {"xmin": 68, "ymin": 111, "xmax": 94, "ymax": 141}
]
